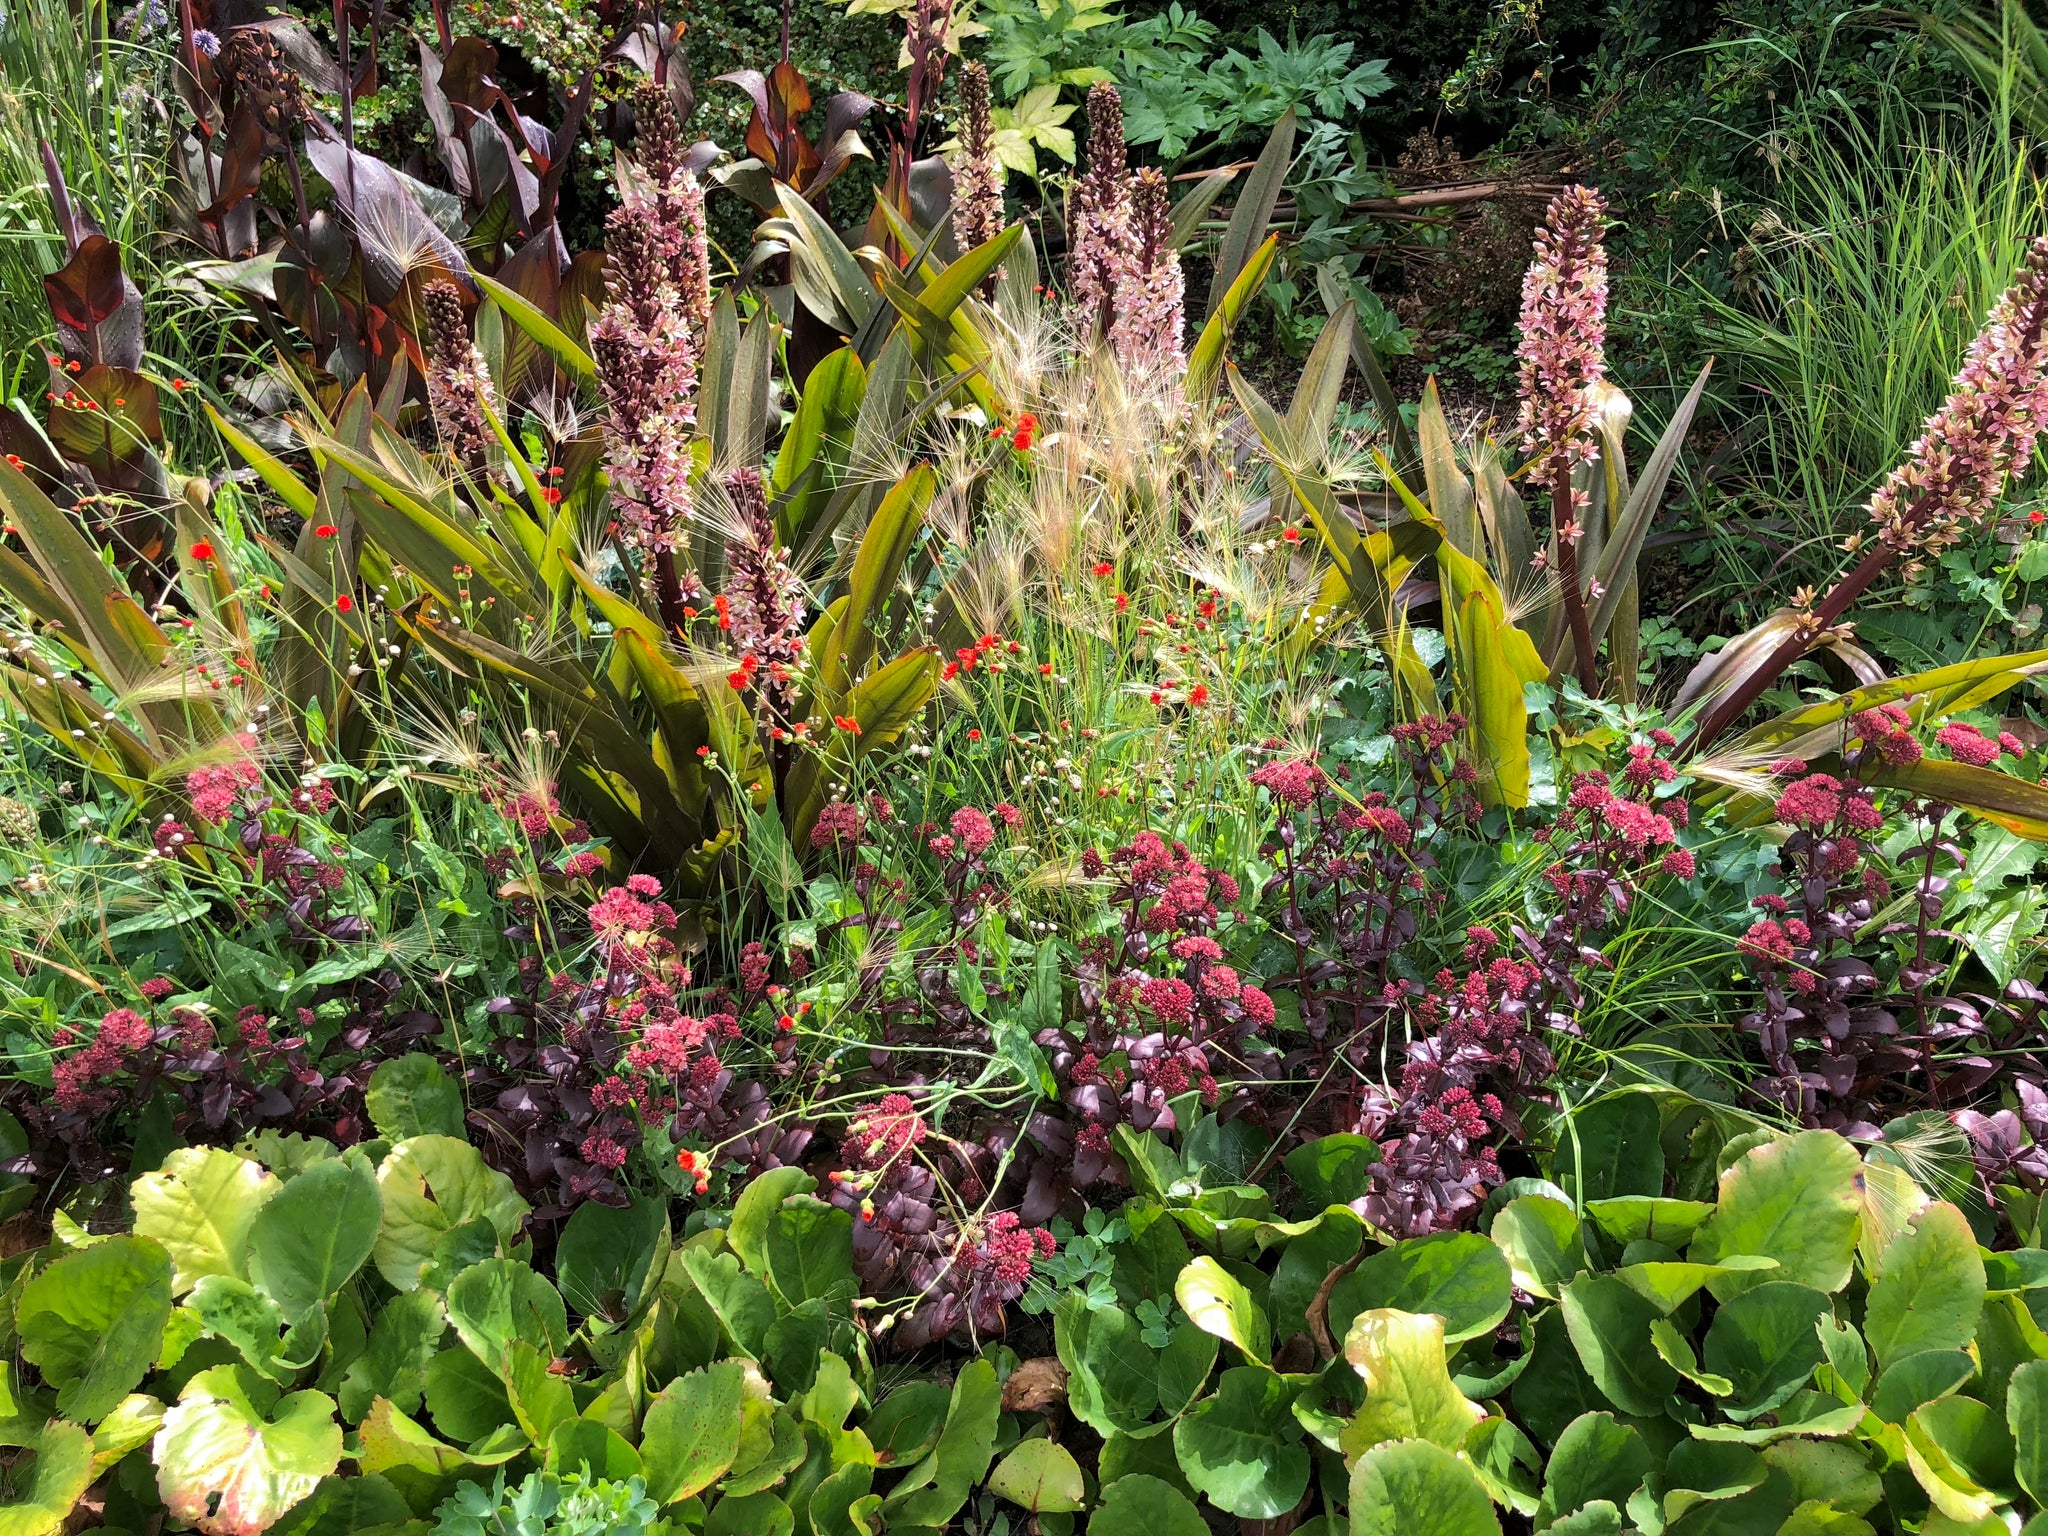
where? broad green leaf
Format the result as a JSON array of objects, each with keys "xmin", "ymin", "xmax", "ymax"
[
  {"xmin": 445, "ymin": 1258, "xmax": 569, "ymax": 1385},
  {"xmin": 89, "ymin": 1393, "xmax": 167, "ymax": 1477},
  {"xmin": 1615, "ymin": 1256, "xmax": 1779, "ymax": 1314},
  {"xmin": 765, "ymin": 1197, "xmax": 858, "ymax": 1313},
  {"xmin": 556, "ymin": 1196, "xmax": 669, "ymax": 1327},
  {"xmin": 1491, "ymin": 1195, "xmax": 1588, "ymax": 1301},
  {"xmin": 1547, "ymin": 1500, "xmax": 1623, "ymax": 1536},
  {"xmin": 1087, "ymin": 1473, "xmax": 1207, "ymax": 1536},
  {"xmin": 1513, "ymin": 1306, "xmax": 1611, "ymax": 1449},
  {"xmin": 186, "ymin": 1277, "xmax": 305, "ymax": 1383},
  {"xmin": 1283, "ymin": 1135, "xmax": 1380, "ymax": 1211},
  {"xmin": 363, "ymin": 1056, "xmax": 465, "ymax": 1142},
  {"xmin": 373, "ymin": 1136, "xmax": 528, "ymax": 1292},
  {"xmin": 153, "ymin": 1366, "xmax": 342, "ymax": 1536},
  {"xmin": 807, "ymin": 1461, "xmax": 876, "ymax": 1536},
  {"xmin": 1348, "ymin": 1438, "xmax": 1503, "ymax": 1536},
  {"xmin": 2009, "ymin": 1358, "xmax": 2048, "ymax": 1504},
  {"xmin": 1865, "ymin": 1202, "xmax": 1984, "ymax": 1368},
  {"xmin": 1538, "ymin": 1411, "xmax": 1653, "ymax": 1530},
  {"xmin": 1816, "ymin": 1315, "xmax": 1872, "ymax": 1402},
  {"xmin": 1650, "ymin": 1317, "xmax": 1735, "ymax": 1395},
  {"xmin": 1686, "ymin": 1131, "xmax": 1863, "ymax": 1297},
  {"xmin": 881, "ymin": 1357, "xmax": 1000, "ymax": 1528},
  {"xmin": 1871, "ymin": 1349, "xmax": 1977, "ymax": 1425},
  {"xmin": 247, "ymin": 1157, "xmax": 381, "ymax": 1321},
  {"xmin": 132, "ymin": 1148, "xmax": 279, "ymax": 1297},
  {"xmin": 422, "ymin": 1343, "xmax": 516, "ymax": 1443},
  {"xmin": 728, "ymin": 1166, "xmax": 814, "ymax": 1279},
  {"xmin": 337, "ymin": 1288, "xmax": 443, "ymax": 1424},
  {"xmin": 1559, "ymin": 1274, "xmax": 1678, "ymax": 1418},
  {"xmin": 1763, "ymin": 1439, "xmax": 1883, "ymax": 1514},
  {"xmin": 261, "ymin": 1472, "xmax": 410, "ymax": 1536},
  {"xmin": 642, "ymin": 1361, "xmax": 746, "ymax": 1504},
  {"xmin": 1270, "ymin": 1213, "xmax": 1365, "ymax": 1339},
  {"xmin": 1556, "ymin": 1095, "xmax": 1665, "ymax": 1203},
  {"xmin": 1340, "ymin": 1308, "xmax": 1486, "ymax": 1454},
  {"xmin": 1700, "ymin": 1282, "xmax": 1832, "ymax": 1421},
  {"xmin": 1056, "ymin": 1295, "xmax": 1159, "ymax": 1434},
  {"xmin": 1582, "ymin": 1198, "xmax": 1715, "ymax": 1248},
  {"xmin": 1464, "ymin": 1414, "xmax": 1544, "ymax": 1516},
  {"xmin": 1175, "ymin": 1256, "xmax": 1270, "ymax": 1366},
  {"xmin": 19, "ymin": 1234, "xmax": 173, "ymax": 1424},
  {"xmin": 0, "ymin": 1420, "xmax": 93, "ymax": 1536},
  {"xmin": 1906, "ymin": 1395, "xmax": 2017, "ymax": 1523},
  {"xmin": 706, "ymin": 1490, "xmax": 793, "ymax": 1536},
  {"xmin": 501, "ymin": 1342, "xmax": 574, "ymax": 1447},
  {"xmin": 1330, "ymin": 1231, "xmax": 1512, "ymax": 1345},
  {"xmin": 677, "ymin": 1246, "xmax": 776, "ymax": 1359},
  {"xmin": 986, "ymin": 1437, "xmax": 1086, "ymax": 1512},
  {"xmin": 1172, "ymin": 1366, "xmax": 1311, "ymax": 1520}
]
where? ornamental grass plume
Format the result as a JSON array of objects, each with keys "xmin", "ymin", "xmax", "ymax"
[
  {"xmin": 1693, "ymin": 235, "xmax": 2048, "ymax": 749},
  {"xmin": 1109, "ymin": 167, "xmax": 1184, "ymax": 372},
  {"xmin": 1514, "ymin": 185, "xmax": 1610, "ymax": 692},
  {"xmin": 952, "ymin": 60, "xmax": 1004, "ymax": 256},
  {"xmin": 422, "ymin": 280, "xmax": 497, "ymax": 475},
  {"xmin": 591, "ymin": 85, "xmax": 711, "ymax": 605},
  {"xmin": 1069, "ymin": 83, "xmax": 1135, "ymax": 341}
]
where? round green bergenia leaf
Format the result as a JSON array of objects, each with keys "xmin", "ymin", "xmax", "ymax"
[
  {"xmin": 1088, "ymin": 1473, "xmax": 1207, "ymax": 1536},
  {"xmin": 1348, "ymin": 1437, "xmax": 1502, "ymax": 1536},
  {"xmin": 152, "ymin": 1366, "xmax": 342, "ymax": 1536},
  {"xmin": 374, "ymin": 1136, "xmax": 528, "ymax": 1292},
  {"xmin": 1687, "ymin": 1131, "xmax": 1863, "ymax": 1299},
  {"xmin": 1172, "ymin": 1366, "xmax": 1310, "ymax": 1519},
  {"xmin": 132, "ymin": 1148, "xmax": 279, "ymax": 1297},
  {"xmin": 1865, "ymin": 1202, "xmax": 1985, "ymax": 1369},
  {"xmin": 987, "ymin": 1437, "xmax": 1086, "ymax": 1512},
  {"xmin": 0, "ymin": 1419, "xmax": 93, "ymax": 1536},
  {"xmin": 18, "ymin": 1234, "xmax": 173, "ymax": 1425}
]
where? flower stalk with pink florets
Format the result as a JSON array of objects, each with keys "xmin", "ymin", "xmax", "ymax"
[
  {"xmin": 1693, "ymin": 234, "xmax": 2048, "ymax": 749},
  {"xmin": 1515, "ymin": 184, "xmax": 1610, "ymax": 696}
]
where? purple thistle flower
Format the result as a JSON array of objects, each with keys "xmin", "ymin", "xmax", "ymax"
[
  {"xmin": 1069, "ymin": 83, "xmax": 1134, "ymax": 342},
  {"xmin": 422, "ymin": 280, "xmax": 496, "ymax": 475},
  {"xmin": 1109, "ymin": 167, "xmax": 1184, "ymax": 373},
  {"xmin": 1514, "ymin": 185, "xmax": 1610, "ymax": 524},
  {"xmin": 1867, "ymin": 234, "xmax": 2048, "ymax": 569}
]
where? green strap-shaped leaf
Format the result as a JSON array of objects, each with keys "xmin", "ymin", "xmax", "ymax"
[
  {"xmin": 1188, "ymin": 236, "xmax": 1277, "ymax": 402},
  {"xmin": 1206, "ymin": 110, "xmax": 1295, "ymax": 317},
  {"xmin": 473, "ymin": 271, "xmax": 598, "ymax": 387}
]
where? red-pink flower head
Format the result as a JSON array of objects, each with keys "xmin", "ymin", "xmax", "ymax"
[{"xmin": 1937, "ymin": 721, "xmax": 2001, "ymax": 767}]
